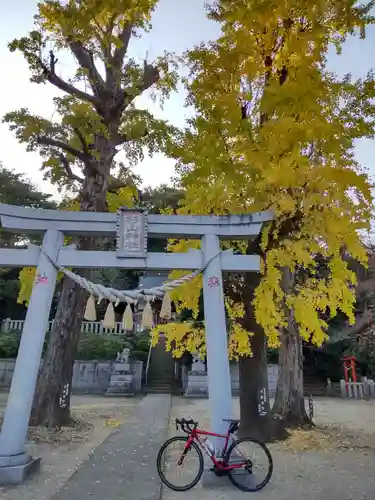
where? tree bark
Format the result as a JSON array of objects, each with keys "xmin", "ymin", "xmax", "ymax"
[
  {"xmin": 238, "ymin": 342, "xmax": 289, "ymax": 442},
  {"xmin": 271, "ymin": 268, "xmax": 313, "ymax": 428},
  {"xmin": 30, "ymin": 155, "xmax": 111, "ymax": 428},
  {"xmin": 236, "ymin": 267, "xmax": 289, "ymax": 441},
  {"xmin": 271, "ymin": 329, "xmax": 311, "ymax": 427},
  {"xmin": 238, "ymin": 269, "xmax": 269, "ymax": 435},
  {"xmin": 238, "ymin": 331, "xmax": 271, "ymax": 440},
  {"xmin": 238, "ymin": 274, "xmax": 288, "ymax": 441},
  {"xmin": 29, "ymin": 277, "xmax": 88, "ymax": 427}
]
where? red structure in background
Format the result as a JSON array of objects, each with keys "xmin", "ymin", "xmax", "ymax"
[{"xmin": 343, "ymin": 356, "xmax": 357, "ymax": 384}]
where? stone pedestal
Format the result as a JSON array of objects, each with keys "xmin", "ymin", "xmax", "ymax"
[
  {"xmin": 106, "ymin": 349, "xmax": 134, "ymax": 395},
  {"xmin": 185, "ymin": 363, "xmax": 279, "ymax": 398},
  {"xmin": 185, "ymin": 371, "xmax": 208, "ymax": 397},
  {"xmin": 0, "ymin": 457, "xmax": 41, "ymax": 485},
  {"xmin": 185, "ymin": 354, "xmax": 208, "ymax": 397}
]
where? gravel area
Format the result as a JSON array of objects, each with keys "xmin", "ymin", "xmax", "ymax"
[{"xmin": 161, "ymin": 397, "xmax": 375, "ymax": 500}]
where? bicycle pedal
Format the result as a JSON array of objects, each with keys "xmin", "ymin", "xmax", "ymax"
[{"xmin": 210, "ymin": 467, "xmax": 228, "ymax": 477}]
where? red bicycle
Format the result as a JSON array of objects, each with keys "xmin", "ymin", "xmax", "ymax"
[{"xmin": 156, "ymin": 417, "xmax": 273, "ymax": 492}]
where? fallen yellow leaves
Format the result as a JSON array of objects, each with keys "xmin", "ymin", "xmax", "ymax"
[
  {"xmin": 272, "ymin": 425, "xmax": 375, "ymax": 454},
  {"xmin": 104, "ymin": 419, "xmax": 121, "ymax": 428}
]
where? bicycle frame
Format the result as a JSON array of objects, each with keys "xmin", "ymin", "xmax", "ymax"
[{"xmin": 184, "ymin": 427, "xmax": 245, "ymax": 471}]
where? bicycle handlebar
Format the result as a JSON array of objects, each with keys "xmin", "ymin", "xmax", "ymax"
[{"xmin": 175, "ymin": 418, "xmax": 198, "ymax": 434}]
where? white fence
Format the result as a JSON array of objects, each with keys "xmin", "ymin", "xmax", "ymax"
[
  {"xmin": 1, "ymin": 317, "xmax": 144, "ymax": 336},
  {"xmin": 340, "ymin": 378, "xmax": 375, "ymax": 399}
]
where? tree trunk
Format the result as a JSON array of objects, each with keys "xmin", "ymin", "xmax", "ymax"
[
  {"xmin": 239, "ymin": 327, "xmax": 290, "ymax": 442},
  {"xmin": 30, "ymin": 155, "xmax": 111, "ymax": 427},
  {"xmin": 29, "ymin": 277, "xmax": 88, "ymax": 427},
  {"xmin": 238, "ymin": 331, "xmax": 270, "ymax": 440},
  {"xmin": 238, "ymin": 272, "xmax": 289, "ymax": 441},
  {"xmin": 271, "ymin": 268, "xmax": 313, "ymax": 428},
  {"xmin": 271, "ymin": 329, "xmax": 311, "ymax": 427}
]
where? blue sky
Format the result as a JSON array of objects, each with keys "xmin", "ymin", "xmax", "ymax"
[{"xmin": 0, "ymin": 0, "xmax": 374, "ymax": 199}]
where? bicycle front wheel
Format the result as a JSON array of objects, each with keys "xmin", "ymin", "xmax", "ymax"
[
  {"xmin": 156, "ymin": 436, "xmax": 204, "ymax": 492},
  {"xmin": 226, "ymin": 437, "xmax": 273, "ymax": 492}
]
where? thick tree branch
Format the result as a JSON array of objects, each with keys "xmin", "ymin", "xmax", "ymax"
[
  {"xmin": 355, "ymin": 277, "xmax": 375, "ymax": 297},
  {"xmin": 332, "ymin": 310, "xmax": 374, "ymax": 341},
  {"xmin": 106, "ymin": 59, "xmax": 160, "ymax": 121},
  {"xmin": 37, "ymin": 136, "xmax": 88, "ymax": 162},
  {"xmin": 57, "ymin": 153, "xmax": 84, "ymax": 183},
  {"xmin": 113, "ymin": 127, "xmax": 148, "ymax": 146},
  {"xmin": 107, "ymin": 177, "xmax": 140, "ymax": 196},
  {"xmin": 96, "ymin": 14, "xmax": 117, "ymax": 85},
  {"xmin": 39, "ymin": 52, "xmax": 100, "ymax": 107},
  {"xmin": 67, "ymin": 41, "xmax": 105, "ymax": 99},
  {"xmin": 111, "ymin": 23, "xmax": 133, "ymax": 70},
  {"xmin": 73, "ymin": 127, "xmax": 90, "ymax": 156},
  {"xmin": 121, "ymin": 61, "xmax": 160, "ymax": 110},
  {"xmin": 108, "ymin": 180, "xmax": 129, "ymax": 193},
  {"xmin": 113, "ymin": 132, "xmax": 129, "ymax": 145},
  {"xmin": 139, "ymin": 61, "xmax": 160, "ymax": 94}
]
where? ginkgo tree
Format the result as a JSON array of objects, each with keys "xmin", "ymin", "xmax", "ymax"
[
  {"xmin": 152, "ymin": 0, "xmax": 375, "ymax": 438},
  {"xmin": 3, "ymin": 0, "xmax": 178, "ymax": 427}
]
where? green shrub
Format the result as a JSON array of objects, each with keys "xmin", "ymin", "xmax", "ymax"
[
  {"xmin": 131, "ymin": 349, "xmax": 148, "ymax": 362},
  {"xmin": 132, "ymin": 333, "xmax": 150, "ymax": 352},
  {"xmin": 0, "ymin": 330, "xmax": 21, "ymax": 358},
  {"xmin": 0, "ymin": 330, "xmax": 155, "ymax": 361},
  {"xmin": 0, "ymin": 331, "xmax": 125, "ymax": 360},
  {"xmin": 76, "ymin": 335, "xmax": 124, "ymax": 360},
  {"xmin": 130, "ymin": 333, "xmax": 150, "ymax": 362}
]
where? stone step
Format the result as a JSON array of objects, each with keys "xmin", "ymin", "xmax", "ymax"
[
  {"xmin": 147, "ymin": 371, "xmax": 175, "ymax": 379},
  {"xmin": 144, "ymin": 386, "xmax": 183, "ymax": 395},
  {"xmin": 146, "ymin": 338, "xmax": 178, "ymax": 390},
  {"xmin": 145, "ymin": 379, "xmax": 180, "ymax": 388},
  {"xmin": 148, "ymin": 340, "xmax": 175, "ymax": 373},
  {"xmin": 148, "ymin": 369, "xmax": 174, "ymax": 375},
  {"xmin": 146, "ymin": 382, "xmax": 176, "ymax": 389},
  {"xmin": 147, "ymin": 377, "xmax": 175, "ymax": 384},
  {"xmin": 146, "ymin": 387, "xmax": 171, "ymax": 391},
  {"xmin": 110, "ymin": 374, "xmax": 133, "ymax": 383}
]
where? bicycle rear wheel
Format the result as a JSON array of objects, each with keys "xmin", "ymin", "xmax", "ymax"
[
  {"xmin": 156, "ymin": 436, "xmax": 204, "ymax": 492},
  {"xmin": 226, "ymin": 437, "xmax": 273, "ymax": 492}
]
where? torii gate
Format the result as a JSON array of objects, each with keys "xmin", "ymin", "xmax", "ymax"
[{"xmin": 0, "ymin": 203, "xmax": 273, "ymax": 484}]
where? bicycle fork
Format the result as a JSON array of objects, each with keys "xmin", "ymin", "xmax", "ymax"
[{"xmin": 178, "ymin": 436, "xmax": 194, "ymax": 466}]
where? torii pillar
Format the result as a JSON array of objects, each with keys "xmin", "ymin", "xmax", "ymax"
[
  {"xmin": 202, "ymin": 233, "xmax": 232, "ymax": 443},
  {"xmin": 0, "ymin": 229, "xmax": 63, "ymax": 483}
]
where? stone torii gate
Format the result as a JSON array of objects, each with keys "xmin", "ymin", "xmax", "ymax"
[{"xmin": 0, "ymin": 203, "xmax": 273, "ymax": 484}]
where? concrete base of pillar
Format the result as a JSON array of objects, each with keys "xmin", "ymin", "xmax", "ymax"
[
  {"xmin": 0, "ymin": 456, "xmax": 41, "ymax": 485},
  {"xmin": 106, "ymin": 365, "xmax": 134, "ymax": 395},
  {"xmin": 185, "ymin": 372, "xmax": 208, "ymax": 397}
]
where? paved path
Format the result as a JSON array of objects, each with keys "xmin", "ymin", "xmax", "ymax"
[{"xmin": 51, "ymin": 394, "xmax": 171, "ymax": 500}]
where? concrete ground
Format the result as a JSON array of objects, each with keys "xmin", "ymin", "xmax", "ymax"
[
  {"xmin": 0, "ymin": 394, "xmax": 142, "ymax": 500},
  {"xmin": 0, "ymin": 394, "xmax": 374, "ymax": 500},
  {"xmin": 51, "ymin": 394, "xmax": 171, "ymax": 500}
]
